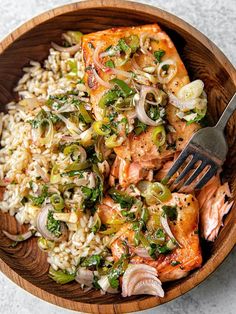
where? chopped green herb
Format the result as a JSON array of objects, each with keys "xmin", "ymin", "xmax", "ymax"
[
  {"xmin": 81, "ymin": 184, "xmax": 102, "ymax": 210},
  {"xmin": 46, "ymin": 210, "xmax": 62, "ymax": 237},
  {"xmin": 93, "ymin": 275, "xmax": 101, "ymax": 289},
  {"xmin": 156, "ymin": 228, "xmax": 165, "ymax": 239},
  {"xmin": 81, "ymin": 254, "xmax": 101, "ymax": 268},
  {"xmin": 156, "ymin": 244, "xmax": 171, "ymax": 254},
  {"xmin": 134, "ymin": 119, "xmax": 147, "ymax": 135},
  {"xmin": 61, "ymin": 170, "xmax": 84, "ymax": 177},
  {"xmin": 108, "ymin": 188, "xmax": 134, "ymax": 210},
  {"xmin": 49, "ymin": 267, "xmax": 75, "ymax": 284},
  {"xmin": 108, "ymin": 254, "xmax": 129, "ymax": 288},
  {"xmin": 29, "ymin": 185, "xmax": 48, "ymax": 206},
  {"xmin": 162, "ymin": 64, "xmax": 170, "ymax": 72},
  {"xmin": 105, "ymin": 60, "xmax": 115, "ymax": 68},
  {"xmin": 162, "ymin": 205, "xmax": 178, "ymax": 221},
  {"xmin": 148, "ymin": 105, "xmax": 160, "ymax": 121},
  {"xmin": 154, "ymin": 49, "xmax": 165, "ymax": 63}
]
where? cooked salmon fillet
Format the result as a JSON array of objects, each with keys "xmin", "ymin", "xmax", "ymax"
[
  {"xmin": 82, "ymin": 24, "xmax": 200, "ymax": 187},
  {"xmin": 108, "ymin": 193, "xmax": 202, "ymax": 282}
]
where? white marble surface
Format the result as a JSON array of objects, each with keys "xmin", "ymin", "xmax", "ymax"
[{"xmin": 0, "ymin": 1, "xmax": 235, "ymax": 314}]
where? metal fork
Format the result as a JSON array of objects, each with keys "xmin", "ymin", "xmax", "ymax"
[{"xmin": 164, "ymin": 93, "xmax": 236, "ymax": 190}]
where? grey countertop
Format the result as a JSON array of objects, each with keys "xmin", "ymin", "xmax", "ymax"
[{"xmin": 0, "ymin": 1, "xmax": 235, "ymax": 314}]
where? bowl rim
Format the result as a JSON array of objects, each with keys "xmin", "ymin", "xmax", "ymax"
[{"xmin": 0, "ymin": 0, "xmax": 236, "ymax": 313}]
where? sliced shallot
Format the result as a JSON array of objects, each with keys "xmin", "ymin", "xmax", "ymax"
[
  {"xmin": 36, "ymin": 205, "xmax": 68, "ymax": 242},
  {"xmin": 134, "ymin": 86, "xmax": 164, "ymax": 126},
  {"xmin": 133, "ymin": 247, "xmax": 150, "ymax": 258},
  {"xmin": 93, "ymin": 43, "xmax": 107, "ymax": 70},
  {"xmin": 160, "ymin": 214, "xmax": 181, "ymax": 247},
  {"xmin": 51, "ymin": 42, "xmax": 81, "ymax": 54},
  {"xmin": 157, "ymin": 59, "xmax": 177, "ymax": 84},
  {"xmin": 34, "ymin": 163, "xmax": 50, "ymax": 183},
  {"xmin": 2, "ymin": 229, "xmax": 34, "ymax": 242},
  {"xmin": 75, "ymin": 268, "xmax": 94, "ymax": 287},
  {"xmin": 122, "ymin": 264, "xmax": 164, "ymax": 297},
  {"xmin": 92, "ymin": 68, "xmax": 112, "ymax": 89}
]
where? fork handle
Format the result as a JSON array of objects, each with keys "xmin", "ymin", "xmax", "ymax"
[{"xmin": 215, "ymin": 93, "xmax": 236, "ymax": 131}]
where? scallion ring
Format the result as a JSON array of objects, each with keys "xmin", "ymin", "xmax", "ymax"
[
  {"xmin": 152, "ymin": 125, "xmax": 166, "ymax": 147},
  {"xmin": 92, "ymin": 119, "xmax": 111, "ymax": 136},
  {"xmin": 50, "ymin": 194, "xmax": 65, "ymax": 212}
]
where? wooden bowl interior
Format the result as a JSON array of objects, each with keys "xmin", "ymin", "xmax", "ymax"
[{"xmin": 0, "ymin": 2, "xmax": 235, "ymax": 313}]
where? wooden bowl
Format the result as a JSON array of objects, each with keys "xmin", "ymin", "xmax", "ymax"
[{"xmin": 0, "ymin": 1, "xmax": 235, "ymax": 313}]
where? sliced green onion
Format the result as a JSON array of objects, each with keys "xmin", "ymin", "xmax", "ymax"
[
  {"xmin": 38, "ymin": 118, "xmax": 54, "ymax": 145},
  {"xmin": 141, "ymin": 207, "xmax": 149, "ymax": 223},
  {"xmin": 65, "ymin": 160, "xmax": 91, "ymax": 171},
  {"xmin": 92, "ymin": 120, "xmax": 110, "ymax": 136},
  {"xmin": 61, "ymin": 170, "xmax": 83, "ymax": 177},
  {"xmin": 115, "ymin": 38, "xmax": 132, "ymax": 66},
  {"xmin": 139, "ymin": 232, "xmax": 150, "ymax": 248},
  {"xmin": 91, "ymin": 213, "xmax": 101, "ymax": 233},
  {"xmin": 150, "ymin": 182, "xmax": 172, "ymax": 203},
  {"xmin": 152, "ymin": 125, "xmax": 166, "ymax": 147},
  {"xmin": 99, "ymin": 224, "xmax": 122, "ymax": 235},
  {"xmin": 50, "ymin": 194, "xmax": 65, "ymax": 212},
  {"xmin": 38, "ymin": 237, "xmax": 55, "ymax": 251},
  {"xmin": 137, "ymin": 181, "xmax": 171, "ymax": 204},
  {"xmin": 63, "ymin": 144, "xmax": 87, "ymax": 162},
  {"xmin": 50, "ymin": 164, "xmax": 61, "ymax": 184},
  {"xmin": 115, "ymin": 35, "xmax": 139, "ymax": 66},
  {"xmin": 49, "ymin": 266, "xmax": 75, "ymax": 284},
  {"xmin": 110, "ymin": 78, "xmax": 134, "ymax": 97},
  {"xmin": 67, "ymin": 59, "xmax": 77, "ymax": 75},
  {"xmin": 64, "ymin": 31, "xmax": 83, "ymax": 44},
  {"xmin": 105, "ymin": 134, "xmax": 123, "ymax": 148},
  {"xmin": 78, "ymin": 103, "xmax": 93, "ymax": 123},
  {"xmin": 98, "ymin": 90, "xmax": 120, "ymax": 109},
  {"xmin": 127, "ymin": 35, "xmax": 140, "ymax": 53}
]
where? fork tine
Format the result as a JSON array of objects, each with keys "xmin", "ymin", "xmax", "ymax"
[
  {"xmin": 174, "ymin": 156, "xmax": 198, "ymax": 184},
  {"xmin": 194, "ymin": 164, "xmax": 218, "ymax": 189},
  {"xmin": 165, "ymin": 149, "xmax": 190, "ymax": 181},
  {"xmin": 182, "ymin": 160, "xmax": 207, "ymax": 187}
]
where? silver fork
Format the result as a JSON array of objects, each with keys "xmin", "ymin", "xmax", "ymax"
[{"xmin": 164, "ymin": 93, "xmax": 236, "ymax": 190}]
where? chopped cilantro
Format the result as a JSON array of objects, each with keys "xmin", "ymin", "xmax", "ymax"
[
  {"xmin": 81, "ymin": 254, "xmax": 101, "ymax": 268},
  {"xmin": 162, "ymin": 64, "xmax": 170, "ymax": 72},
  {"xmin": 162, "ymin": 205, "xmax": 178, "ymax": 221},
  {"xmin": 105, "ymin": 60, "xmax": 115, "ymax": 68},
  {"xmin": 134, "ymin": 119, "xmax": 147, "ymax": 135},
  {"xmin": 29, "ymin": 185, "xmax": 48, "ymax": 206},
  {"xmin": 154, "ymin": 49, "xmax": 165, "ymax": 63},
  {"xmin": 46, "ymin": 210, "xmax": 62, "ymax": 237},
  {"xmin": 108, "ymin": 188, "xmax": 134, "ymax": 210}
]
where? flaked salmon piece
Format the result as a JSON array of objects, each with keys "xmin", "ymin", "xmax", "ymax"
[
  {"xmin": 109, "ymin": 156, "xmax": 153, "ymax": 187},
  {"xmin": 110, "ymin": 193, "xmax": 202, "ymax": 282},
  {"xmin": 97, "ymin": 196, "xmax": 124, "ymax": 224},
  {"xmin": 197, "ymin": 175, "xmax": 233, "ymax": 241}
]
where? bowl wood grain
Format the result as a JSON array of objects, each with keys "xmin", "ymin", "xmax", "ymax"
[{"xmin": 0, "ymin": 1, "xmax": 235, "ymax": 313}]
